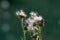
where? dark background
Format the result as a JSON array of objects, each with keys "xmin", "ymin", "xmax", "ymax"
[{"xmin": 0, "ymin": 0, "xmax": 60, "ymax": 40}]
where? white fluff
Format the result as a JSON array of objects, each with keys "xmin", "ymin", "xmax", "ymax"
[
  {"xmin": 30, "ymin": 11, "xmax": 37, "ymax": 17},
  {"xmin": 16, "ymin": 10, "xmax": 27, "ymax": 17},
  {"xmin": 25, "ymin": 16, "xmax": 43, "ymax": 31}
]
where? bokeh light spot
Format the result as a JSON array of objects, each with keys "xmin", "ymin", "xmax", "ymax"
[
  {"xmin": 1, "ymin": 23, "xmax": 10, "ymax": 32},
  {"xmin": 1, "ymin": 1, "xmax": 10, "ymax": 9}
]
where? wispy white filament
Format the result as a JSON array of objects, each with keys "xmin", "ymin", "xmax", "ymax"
[
  {"xmin": 30, "ymin": 12, "xmax": 37, "ymax": 16},
  {"xmin": 16, "ymin": 10, "xmax": 27, "ymax": 17}
]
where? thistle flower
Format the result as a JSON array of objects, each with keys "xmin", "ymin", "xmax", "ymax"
[
  {"xmin": 24, "ymin": 13, "xmax": 43, "ymax": 31},
  {"xmin": 16, "ymin": 10, "xmax": 45, "ymax": 40},
  {"xmin": 16, "ymin": 10, "xmax": 27, "ymax": 18},
  {"xmin": 16, "ymin": 10, "xmax": 27, "ymax": 40}
]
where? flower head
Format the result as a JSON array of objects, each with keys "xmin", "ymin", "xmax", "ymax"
[
  {"xmin": 29, "ymin": 12, "xmax": 38, "ymax": 19},
  {"xmin": 30, "ymin": 12, "xmax": 37, "ymax": 16},
  {"xmin": 24, "ymin": 11, "xmax": 45, "ymax": 31},
  {"xmin": 37, "ymin": 16, "xmax": 45, "ymax": 23},
  {"xmin": 24, "ymin": 18, "xmax": 37, "ymax": 31},
  {"xmin": 16, "ymin": 10, "xmax": 27, "ymax": 18}
]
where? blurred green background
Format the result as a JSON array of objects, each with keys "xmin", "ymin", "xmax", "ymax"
[{"xmin": 0, "ymin": 0, "xmax": 60, "ymax": 40}]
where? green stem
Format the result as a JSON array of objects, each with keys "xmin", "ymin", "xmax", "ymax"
[
  {"xmin": 38, "ymin": 24, "xmax": 44, "ymax": 40},
  {"xmin": 39, "ymin": 26, "xmax": 42, "ymax": 40},
  {"xmin": 23, "ymin": 30, "xmax": 26, "ymax": 40},
  {"xmin": 32, "ymin": 38, "xmax": 35, "ymax": 40},
  {"xmin": 35, "ymin": 37, "xmax": 38, "ymax": 40},
  {"xmin": 21, "ymin": 18, "xmax": 26, "ymax": 40},
  {"xmin": 21, "ymin": 18, "xmax": 24, "ymax": 30},
  {"xmin": 36, "ymin": 24, "xmax": 42, "ymax": 40}
]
